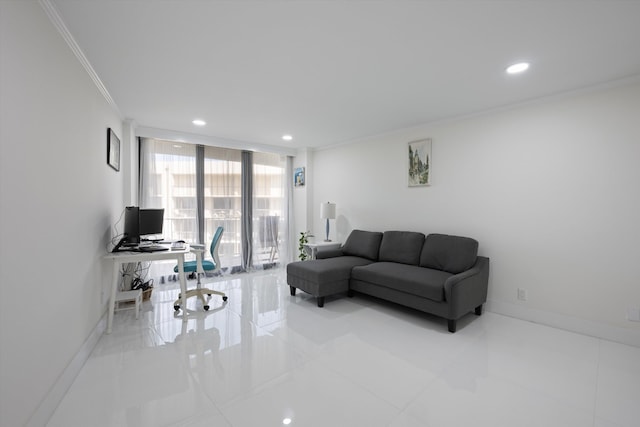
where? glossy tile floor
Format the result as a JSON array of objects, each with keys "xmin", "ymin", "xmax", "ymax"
[{"xmin": 48, "ymin": 269, "xmax": 640, "ymax": 427}]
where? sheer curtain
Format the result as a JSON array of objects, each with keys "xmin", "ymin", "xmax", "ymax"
[
  {"xmin": 139, "ymin": 138, "xmax": 197, "ymax": 278},
  {"xmin": 252, "ymin": 152, "xmax": 290, "ymax": 268},
  {"xmin": 203, "ymin": 146, "xmax": 242, "ymax": 271},
  {"xmin": 139, "ymin": 139, "xmax": 198, "ymax": 240}
]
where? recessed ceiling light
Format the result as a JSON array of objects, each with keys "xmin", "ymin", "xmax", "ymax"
[
  {"xmin": 506, "ymin": 62, "xmax": 530, "ymax": 74},
  {"xmin": 282, "ymin": 134, "xmax": 293, "ymax": 141},
  {"xmin": 192, "ymin": 119, "xmax": 206, "ymax": 126}
]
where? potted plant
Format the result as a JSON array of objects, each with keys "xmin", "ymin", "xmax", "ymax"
[{"xmin": 298, "ymin": 231, "xmax": 312, "ymax": 260}]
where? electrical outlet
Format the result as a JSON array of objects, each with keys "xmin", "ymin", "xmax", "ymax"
[
  {"xmin": 517, "ymin": 288, "xmax": 528, "ymax": 301},
  {"xmin": 626, "ymin": 307, "xmax": 640, "ymax": 322}
]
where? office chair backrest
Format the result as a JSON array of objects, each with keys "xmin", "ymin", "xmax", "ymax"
[{"xmin": 210, "ymin": 226, "xmax": 224, "ymax": 269}]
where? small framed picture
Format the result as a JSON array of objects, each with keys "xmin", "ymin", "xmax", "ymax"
[
  {"xmin": 294, "ymin": 167, "xmax": 305, "ymax": 187},
  {"xmin": 107, "ymin": 128, "xmax": 120, "ymax": 171},
  {"xmin": 408, "ymin": 138, "xmax": 431, "ymax": 186}
]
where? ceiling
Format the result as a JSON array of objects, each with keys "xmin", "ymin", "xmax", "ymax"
[{"xmin": 49, "ymin": 0, "xmax": 640, "ymax": 150}]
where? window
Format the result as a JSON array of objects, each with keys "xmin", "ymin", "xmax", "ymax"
[{"xmin": 139, "ymin": 138, "xmax": 290, "ymax": 276}]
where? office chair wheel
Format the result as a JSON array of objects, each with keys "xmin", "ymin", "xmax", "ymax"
[
  {"xmin": 223, "ymin": 296, "xmax": 228, "ymax": 302},
  {"xmin": 204, "ymin": 305, "xmax": 210, "ymax": 311},
  {"xmin": 174, "ymin": 305, "xmax": 180, "ymax": 311}
]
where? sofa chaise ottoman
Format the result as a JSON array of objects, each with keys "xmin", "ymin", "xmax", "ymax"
[{"xmin": 286, "ymin": 230, "xmax": 382, "ymax": 307}]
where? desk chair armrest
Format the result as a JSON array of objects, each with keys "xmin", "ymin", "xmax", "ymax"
[
  {"xmin": 190, "ymin": 244, "xmax": 205, "ymax": 251},
  {"xmin": 189, "ymin": 244, "xmax": 206, "ymax": 274}
]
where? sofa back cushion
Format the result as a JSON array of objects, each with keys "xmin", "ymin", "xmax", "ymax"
[
  {"xmin": 420, "ymin": 233, "xmax": 479, "ymax": 274},
  {"xmin": 378, "ymin": 231, "xmax": 426, "ymax": 265},
  {"xmin": 342, "ymin": 230, "xmax": 383, "ymax": 261}
]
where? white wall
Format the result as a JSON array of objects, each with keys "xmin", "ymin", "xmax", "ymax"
[
  {"xmin": 292, "ymin": 148, "xmax": 314, "ymax": 255},
  {"xmin": 310, "ymin": 81, "xmax": 640, "ymax": 344},
  {"xmin": 0, "ymin": 2, "xmax": 124, "ymax": 426}
]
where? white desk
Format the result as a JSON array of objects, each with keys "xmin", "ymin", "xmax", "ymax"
[
  {"xmin": 103, "ymin": 245, "xmax": 195, "ymax": 334},
  {"xmin": 304, "ymin": 241, "xmax": 341, "ymax": 259}
]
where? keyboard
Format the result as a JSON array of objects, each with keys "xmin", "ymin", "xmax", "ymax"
[{"xmin": 137, "ymin": 245, "xmax": 169, "ymax": 252}]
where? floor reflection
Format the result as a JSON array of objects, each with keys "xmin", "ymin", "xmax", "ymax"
[{"xmin": 47, "ymin": 268, "xmax": 640, "ymax": 427}]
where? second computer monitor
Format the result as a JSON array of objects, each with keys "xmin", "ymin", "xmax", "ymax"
[{"xmin": 139, "ymin": 208, "xmax": 164, "ymax": 239}]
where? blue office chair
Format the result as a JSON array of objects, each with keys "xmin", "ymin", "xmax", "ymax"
[{"xmin": 173, "ymin": 226, "xmax": 227, "ymax": 311}]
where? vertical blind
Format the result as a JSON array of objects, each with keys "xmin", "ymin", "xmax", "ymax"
[{"xmin": 139, "ymin": 138, "xmax": 291, "ymax": 275}]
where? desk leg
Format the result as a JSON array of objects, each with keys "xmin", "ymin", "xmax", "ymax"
[
  {"xmin": 177, "ymin": 255, "xmax": 187, "ymax": 311},
  {"xmin": 195, "ymin": 252, "xmax": 204, "ymax": 289},
  {"xmin": 107, "ymin": 261, "xmax": 120, "ymax": 334}
]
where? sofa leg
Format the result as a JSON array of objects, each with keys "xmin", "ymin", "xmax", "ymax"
[
  {"xmin": 317, "ymin": 297, "xmax": 325, "ymax": 308},
  {"xmin": 475, "ymin": 304, "xmax": 483, "ymax": 316},
  {"xmin": 289, "ymin": 286, "xmax": 296, "ymax": 296},
  {"xmin": 447, "ymin": 319, "xmax": 457, "ymax": 333}
]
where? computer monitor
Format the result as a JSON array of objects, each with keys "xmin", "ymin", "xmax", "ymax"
[
  {"xmin": 123, "ymin": 206, "xmax": 140, "ymax": 245},
  {"xmin": 113, "ymin": 207, "xmax": 165, "ymax": 252},
  {"xmin": 139, "ymin": 208, "xmax": 164, "ymax": 240}
]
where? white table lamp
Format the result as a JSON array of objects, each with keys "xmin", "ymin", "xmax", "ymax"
[{"xmin": 320, "ymin": 202, "xmax": 336, "ymax": 242}]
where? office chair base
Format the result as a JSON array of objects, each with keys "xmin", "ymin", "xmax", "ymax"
[{"xmin": 173, "ymin": 288, "xmax": 227, "ymax": 311}]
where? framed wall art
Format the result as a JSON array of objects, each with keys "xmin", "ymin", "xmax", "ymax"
[
  {"xmin": 408, "ymin": 138, "xmax": 431, "ymax": 186},
  {"xmin": 107, "ymin": 128, "xmax": 120, "ymax": 171},
  {"xmin": 294, "ymin": 167, "xmax": 305, "ymax": 187}
]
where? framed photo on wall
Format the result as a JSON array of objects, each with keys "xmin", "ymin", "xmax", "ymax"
[
  {"xmin": 107, "ymin": 128, "xmax": 120, "ymax": 171},
  {"xmin": 408, "ymin": 138, "xmax": 431, "ymax": 186},
  {"xmin": 294, "ymin": 167, "xmax": 305, "ymax": 187}
]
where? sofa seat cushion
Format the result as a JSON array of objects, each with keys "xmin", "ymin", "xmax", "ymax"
[
  {"xmin": 351, "ymin": 262, "xmax": 452, "ymax": 302},
  {"xmin": 287, "ymin": 256, "xmax": 375, "ymax": 284}
]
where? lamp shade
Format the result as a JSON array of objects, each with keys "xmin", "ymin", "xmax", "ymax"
[{"xmin": 320, "ymin": 202, "xmax": 336, "ymax": 219}]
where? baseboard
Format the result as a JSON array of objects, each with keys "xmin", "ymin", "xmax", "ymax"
[
  {"xmin": 486, "ymin": 299, "xmax": 640, "ymax": 348},
  {"xmin": 26, "ymin": 314, "xmax": 106, "ymax": 427}
]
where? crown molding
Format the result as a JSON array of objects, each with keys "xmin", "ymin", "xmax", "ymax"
[
  {"xmin": 39, "ymin": 0, "xmax": 123, "ymax": 119},
  {"xmin": 314, "ymin": 73, "xmax": 640, "ymax": 153},
  {"xmin": 136, "ymin": 126, "xmax": 297, "ymax": 157}
]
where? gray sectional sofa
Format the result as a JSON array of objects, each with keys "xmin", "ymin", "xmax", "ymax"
[{"xmin": 286, "ymin": 230, "xmax": 490, "ymax": 332}]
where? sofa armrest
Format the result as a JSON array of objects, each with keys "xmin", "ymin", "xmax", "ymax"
[
  {"xmin": 443, "ymin": 256, "xmax": 490, "ymax": 317},
  {"xmin": 316, "ymin": 249, "xmax": 344, "ymax": 259}
]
